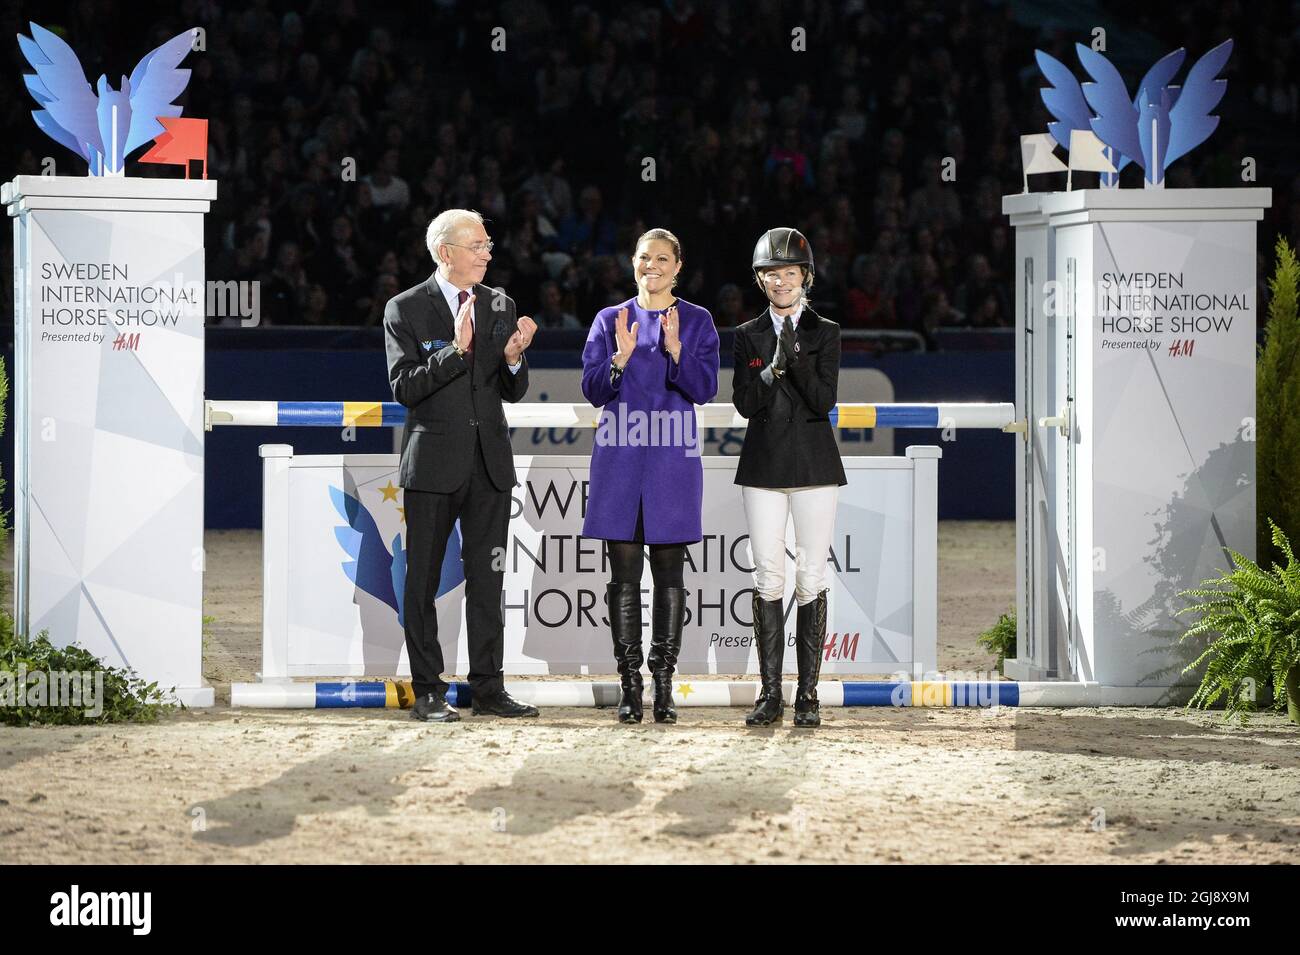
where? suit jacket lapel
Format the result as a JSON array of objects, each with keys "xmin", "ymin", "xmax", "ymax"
[
  {"xmin": 753, "ymin": 319, "xmax": 777, "ymax": 370},
  {"xmin": 472, "ymin": 283, "xmax": 495, "ymax": 379},
  {"xmin": 423, "ymin": 274, "xmax": 455, "ymax": 340}
]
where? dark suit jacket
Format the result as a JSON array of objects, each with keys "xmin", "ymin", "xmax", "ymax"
[
  {"xmin": 732, "ymin": 306, "xmax": 848, "ymax": 489},
  {"xmin": 383, "ymin": 274, "xmax": 529, "ymax": 493}
]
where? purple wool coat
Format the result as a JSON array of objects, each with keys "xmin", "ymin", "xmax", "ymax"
[{"xmin": 581, "ymin": 297, "xmax": 720, "ymax": 544}]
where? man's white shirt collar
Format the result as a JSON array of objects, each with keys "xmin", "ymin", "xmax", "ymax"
[{"xmin": 435, "ymin": 271, "xmax": 473, "ymax": 328}]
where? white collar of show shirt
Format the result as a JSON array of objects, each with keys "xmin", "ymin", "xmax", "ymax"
[{"xmin": 769, "ymin": 303, "xmax": 803, "ymax": 335}]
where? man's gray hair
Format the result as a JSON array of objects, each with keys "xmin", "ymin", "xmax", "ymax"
[{"xmin": 426, "ymin": 209, "xmax": 485, "ymax": 267}]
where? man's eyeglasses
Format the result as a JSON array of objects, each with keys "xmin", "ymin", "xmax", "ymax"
[{"xmin": 445, "ymin": 240, "xmax": 494, "ymax": 255}]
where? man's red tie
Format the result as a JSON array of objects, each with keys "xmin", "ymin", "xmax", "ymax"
[{"xmin": 458, "ymin": 289, "xmax": 474, "ymax": 353}]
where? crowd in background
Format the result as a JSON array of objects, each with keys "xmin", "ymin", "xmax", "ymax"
[{"xmin": 2, "ymin": 0, "xmax": 1296, "ymax": 346}]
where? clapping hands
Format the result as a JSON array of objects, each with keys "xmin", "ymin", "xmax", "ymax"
[
  {"xmin": 613, "ymin": 307, "xmax": 639, "ymax": 369},
  {"xmin": 455, "ymin": 292, "xmax": 477, "ymax": 351},
  {"xmin": 662, "ymin": 304, "xmax": 682, "ymax": 362},
  {"xmin": 505, "ymin": 315, "xmax": 537, "ymax": 365},
  {"xmin": 778, "ymin": 315, "xmax": 799, "ymax": 366}
]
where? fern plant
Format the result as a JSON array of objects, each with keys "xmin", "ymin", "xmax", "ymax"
[
  {"xmin": 977, "ymin": 607, "xmax": 1016, "ymax": 675},
  {"xmin": 1176, "ymin": 519, "xmax": 1300, "ymax": 724}
]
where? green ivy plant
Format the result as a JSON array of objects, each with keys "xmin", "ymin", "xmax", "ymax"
[
  {"xmin": 0, "ymin": 629, "xmax": 175, "ymax": 726},
  {"xmin": 1176, "ymin": 519, "xmax": 1300, "ymax": 725}
]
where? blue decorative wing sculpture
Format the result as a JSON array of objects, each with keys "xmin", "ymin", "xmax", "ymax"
[
  {"xmin": 1076, "ymin": 43, "xmax": 1143, "ymax": 172},
  {"xmin": 1164, "ymin": 39, "xmax": 1233, "ymax": 168},
  {"xmin": 18, "ymin": 23, "xmax": 102, "ymax": 167},
  {"xmin": 124, "ymin": 30, "xmax": 194, "ymax": 158},
  {"xmin": 1035, "ymin": 50, "xmax": 1091, "ymax": 151},
  {"xmin": 1136, "ymin": 85, "xmax": 1174, "ymax": 183},
  {"xmin": 17, "ymin": 21, "xmax": 194, "ymax": 175},
  {"xmin": 1121, "ymin": 50, "xmax": 1187, "ymax": 181},
  {"xmin": 1036, "ymin": 41, "xmax": 1232, "ymax": 188},
  {"xmin": 1134, "ymin": 48, "xmax": 1187, "ymax": 115}
]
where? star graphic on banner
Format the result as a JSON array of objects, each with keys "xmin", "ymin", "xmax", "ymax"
[
  {"xmin": 379, "ymin": 481, "xmax": 400, "ymax": 502},
  {"xmin": 396, "ymin": 506, "xmax": 406, "ymax": 523},
  {"xmin": 676, "ymin": 683, "xmax": 694, "ymax": 700}
]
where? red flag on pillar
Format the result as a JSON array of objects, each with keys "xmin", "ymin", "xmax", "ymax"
[{"xmin": 139, "ymin": 117, "xmax": 209, "ymax": 179}]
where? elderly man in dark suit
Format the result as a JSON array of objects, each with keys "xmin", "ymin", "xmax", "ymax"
[{"xmin": 384, "ymin": 209, "xmax": 539, "ymax": 722}]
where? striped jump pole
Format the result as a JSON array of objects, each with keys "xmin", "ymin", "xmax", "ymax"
[
  {"xmin": 205, "ymin": 400, "xmax": 1020, "ymax": 432},
  {"xmin": 229, "ymin": 679, "xmax": 1190, "ymax": 710},
  {"xmin": 231, "ymin": 680, "xmax": 1024, "ymax": 709}
]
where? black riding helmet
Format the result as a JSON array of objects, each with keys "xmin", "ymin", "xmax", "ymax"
[{"xmin": 751, "ymin": 227, "xmax": 815, "ymax": 288}]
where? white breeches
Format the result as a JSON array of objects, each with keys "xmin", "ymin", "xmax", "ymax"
[{"xmin": 741, "ymin": 484, "xmax": 839, "ymax": 605}]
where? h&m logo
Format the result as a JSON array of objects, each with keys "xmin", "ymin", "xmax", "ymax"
[{"xmin": 823, "ymin": 632, "xmax": 860, "ymax": 661}]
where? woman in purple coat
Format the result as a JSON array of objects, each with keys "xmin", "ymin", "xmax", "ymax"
[{"xmin": 581, "ymin": 228, "xmax": 720, "ymax": 724}]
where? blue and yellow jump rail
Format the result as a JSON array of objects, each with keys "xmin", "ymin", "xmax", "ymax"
[
  {"xmin": 206, "ymin": 400, "xmax": 1020, "ymax": 432},
  {"xmin": 231, "ymin": 680, "xmax": 1035, "ymax": 709}
]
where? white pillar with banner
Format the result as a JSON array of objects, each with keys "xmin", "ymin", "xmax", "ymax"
[
  {"xmin": 1003, "ymin": 187, "xmax": 1271, "ymax": 689},
  {"xmin": 3, "ymin": 175, "xmax": 218, "ymax": 706}
]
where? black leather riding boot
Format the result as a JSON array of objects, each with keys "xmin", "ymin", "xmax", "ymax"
[
  {"xmin": 793, "ymin": 589, "xmax": 827, "ymax": 727},
  {"xmin": 648, "ymin": 586, "xmax": 687, "ymax": 723},
  {"xmin": 608, "ymin": 582, "xmax": 644, "ymax": 723},
  {"xmin": 744, "ymin": 592, "xmax": 786, "ymax": 726}
]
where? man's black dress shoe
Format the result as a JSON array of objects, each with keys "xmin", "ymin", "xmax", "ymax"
[
  {"xmin": 411, "ymin": 691, "xmax": 460, "ymax": 722},
  {"xmin": 471, "ymin": 689, "xmax": 539, "ymax": 718}
]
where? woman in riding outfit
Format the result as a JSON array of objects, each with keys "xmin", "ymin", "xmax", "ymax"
[
  {"xmin": 731, "ymin": 228, "xmax": 846, "ymax": 727},
  {"xmin": 581, "ymin": 228, "xmax": 721, "ymax": 724}
]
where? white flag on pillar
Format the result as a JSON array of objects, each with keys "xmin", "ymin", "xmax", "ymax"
[
  {"xmin": 1019, "ymin": 133, "xmax": 1068, "ymax": 193},
  {"xmin": 1021, "ymin": 134, "xmax": 1067, "ymax": 175},
  {"xmin": 1067, "ymin": 129, "xmax": 1117, "ymax": 189}
]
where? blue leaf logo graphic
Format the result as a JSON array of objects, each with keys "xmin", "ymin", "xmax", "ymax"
[
  {"xmin": 329, "ymin": 485, "xmax": 465, "ymax": 627},
  {"xmin": 437, "ymin": 520, "xmax": 465, "ymax": 598},
  {"xmin": 330, "ymin": 485, "xmax": 400, "ymax": 619}
]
